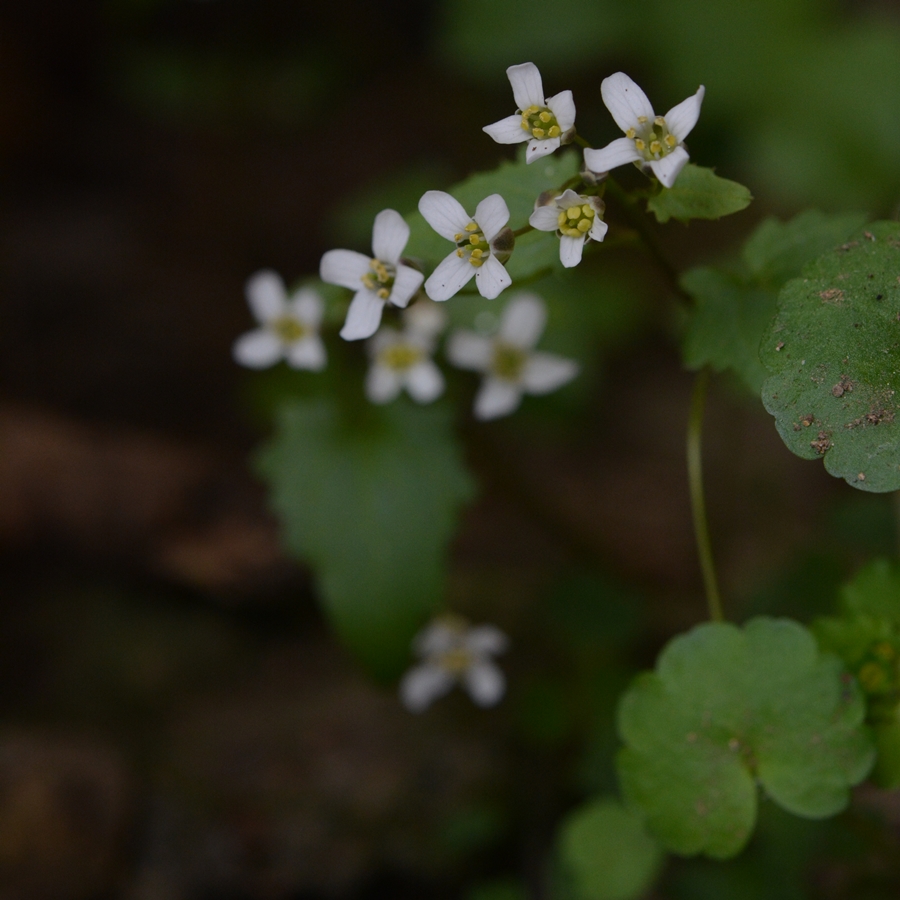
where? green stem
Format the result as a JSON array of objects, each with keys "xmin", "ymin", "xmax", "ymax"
[
  {"xmin": 687, "ymin": 368, "xmax": 724, "ymax": 622},
  {"xmin": 572, "ymin": 133, "xmax": 591, "ymax": 149},
  {"xmin": 512, "ymin": 224, "xmax": 535, "ymax": 238}
]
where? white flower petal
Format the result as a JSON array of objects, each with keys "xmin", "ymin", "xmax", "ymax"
[
  {"xmin": 233, "ymin": 328, "xmax": 283, "ymax": 369},
  {"xmin": 340, "ymin": 290, "xmax": 385, "ymax": 341},
  {"xmin": 526, "ymin": 137, "xmax": 561, "ymax": 164},
  {"xmin": 483, "ymin": 114, "xmax": 530, "ymax": 145},
  {"xmin": 289, "ymin": 288, "xmax": 324, "ymax": 326},
  {"xmin": 559, "ymin": 234, "xmax": 585, "ymax": 268},
  {"xmin": 320, "ymin": 249, "xmax": 372, "ymax": 291},
  {"xmin": 664, "ymin": 85, "xmax": 705, "ymax": 142},
  {"xmin": 474, "ymin": 378, "xmax": 522, "ymax": 420},
  {"xmin": 465, "ymin": 625, "xmax": 509, "ymax": 655},
  {"xmin": 405, "ymin": 360, "xmax": 445, "ymax": 404},
  {"xmin": 285, "ymin": 336, "xmax": 327, "ymax": 371},
  {"xmin": 390, "ymin": 263, "xmax": 424, "ymax": 308},
  {"xmin": 246, "ymin": 270, "xmax": 287, "ymax": 323},
  {"xmin": 418, "ymin": 191, "xmax": 470, "ymax": 241},
  {"xmin": 371, "ymin": 208, "xmax": 409, "ymax": 264},
  {"xmin": 498, "ymin": 294, "xmax": 546, "ymax": 347},
  {"xmin": 528, "ymin": 205, "xmax": 562, "ymax": 232},
  {"xmin": 404, "ymin": 299, "xmax": 447, "ymax": 338},
  {"xmin": 647, "ymin": 146, "xmax": 690, "ymax": 188},
  {"xmin": 589, "ymin": 218, "xmax": 609, "ymax": 243},
  {"xmin": 507, "ymin": 61, "xmax": 545, "ymax": 111},
  {"xmin": 425, "ymin": 252, "xmax": 476, "ymax": 302},
  {"xmin": 474, "ymin": 194, "xmax": 510, "ymax": 243},
  {"xmin": 474, "ymin": 255, "xmax": 511, "ymax": 300},
  {"xmin": 366, "ymin": 363, "xmax": 402, "ymax": 404},
  {"xmin": 521, "ymin": 352, "xmax": 579, "ymax": 394},
  {"xmin": 557, "ymin": 189, "xmax": 585, "ymax": 208},
  {"xmin": 446, "ymin": 330, "xmax": 492, "ymax": 371},
  {"xmin": 546, "ymin": 89, "xmax": 576, "ymax": 130},
  {"xmin": 583, "ymin": 137, "xmax": 642, "ymax": 174},
  {"xmin": 601, "ymin": 72, "xmax": 655, "ymax": 133},
  {"xmin": 413, "ymin": 622, "xmax": 458, "ymax": 656},
  {"xmin": 400, "ymin": 664, "xmax": 455, "ymax": 713},
  {"xmin": 464, "ymin": 661, "xmax": 506, "ymax": 707}
]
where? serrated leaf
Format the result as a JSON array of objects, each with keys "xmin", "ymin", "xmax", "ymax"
[
  {"xmin": 405, "ymin": 150, "xmax": 581, "ymax": 283},
  {"xmin": 760, "ymin": 222, "xmax": 900, "ymax": 492},
  {"xmin": 741, "ymin": 210, "xmax": 868, "ymax": 287},
  {"xmin": 646, "ymin": 164, "xmax": 751, "ymax": 224},
  {"xmin": 617, "ymin": 617, "xmax": 874, "ymax": 859},
  {"xmin": 255, "ymin": 399, "xmax": 475, "ymax": 676},
  {"xmin": 558, "ymin": 797, "xmax": 664, "ymax": 900},
  {"xmin": 681, "ymin": 268, "xmax": 777, "ymax": 391}
]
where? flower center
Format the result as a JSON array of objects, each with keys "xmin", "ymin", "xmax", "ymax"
[
  {"xmin": 271, "ymin": 316, "xmax": 308, "ymax": 343},
  {"xmin": 520, "ymin": 104, "xmax": 561, "ymax": 141},
  {"xmin": 491, "ymin": 343, "xmax": 527, "ymax": 381},
  {"xmin": 361, "ymin": 258, "xmax": 396, "ymax": 299},
  {"xmin": 379, "ymin": 342, "xmax": 424, "ymax": 371},
  {"xmin": 557, "ymin": 202, "xmax": 596, "ymax": 238},
  {"xmin": 438, "ymin": 646, "xmax": 473, "ymax": 675},
  {"xmin": 626, "ymin": 115, "xmax": 679, "ymax": 160},
  {"xmin": 454, "ymin": 221, "xmax": 491, "ymax": 269}
]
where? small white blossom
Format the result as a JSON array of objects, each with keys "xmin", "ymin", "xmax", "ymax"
[
  {"xmin": 482, "ymin": 62, "xmax": 576, "ymax": 164},
  {"xmin": 400, "ymin": 615, "xmax": 509, "ymax": 713},
  {"xmin": 528, "ymin": 189, "xmax": 608, "ymax": 268},
  {"xmin": 365, "ymin": 321, "xmax": 445, "ymax": 405},
  {"xmin": 584, "ymin": 73, "xmax": 705, "ymax": 189},
  {"xmin": 418, "ymin": 191, "xmax": 512, "ymax": 302},
  {"xmin": 402, "ymin": 296, "xmax": 448, "ymax": 340},
  {"xmin": 447, "ymin": 293, "xmax": 578, "ymax": 420},
  {"xmin": 232, "ymin": 270, "xmax": 326, "ymax": 371},
  {"xmin": 320, "ymin": 209, "xmax": 424, "ymax": 341}
]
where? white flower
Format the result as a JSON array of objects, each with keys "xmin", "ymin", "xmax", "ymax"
[
  {"xmin": 320, "ymin": 209, "xmax": 424, "ymax": 341},
  {"xmin": 583, "ymin": 73, "xmax": 705, "ymax": 189},
  {"xmin": 419, "ymin": 192, "xmax": 512, "ymax": 302},
  {"xmin": 400, "ymin": 616, "xmax": 509, "ymax": 713},
  {"xmin": 482, "ymin": 62, "xmax": 576, "ymax": 164},
  {"xmin": 528, "ymin": 189, "xmax": 608, "ymax": 268},
  {"xmin": 446, "ymin": 293, "xmax": 578, "ymax": 420},
  {"xmin": 365, "ymin": 323, "xmax": 445, "ymax": 405},
  {"xmin": 232, "ymin": 270, "xmax": 326, "ymax": 371},
  {"xmin": 402, "ymin": 296, "xmax": 449, "ymax": 340}
]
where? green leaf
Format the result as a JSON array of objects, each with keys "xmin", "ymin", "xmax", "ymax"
[
  {"xmin": 760, "ymin": 222, "xmax": 900, "ymax": 492},
  {"xmin": 681, "ymin": 268, "xmax": 777, "ymax": 391},
  {"xmin": 558, "ymin": 797, "xmax": 664, "ymax": 900},
  {"xmin": 255, "ymin": 399, "xmax": 476, "ymax": 676},
  {"xmin": 840, "ymin": 557, "xmax": 900, "ymax": 624},
  {"xmin": 617, "ymin": 618, "xmax": 874, "ymax": 859},
  {"xmin": 405, "ymin": 150, "xmax": 581, "ymax": 283},
  {"xmin": 646, "ymin": 165, "xmax": 751, "ymax": 224},
  {"xmin": 873, "ymin": 717, "xmax": 900, "ymax": 789},
  {"xmin": 741, "ymin": 210, "xmax": 868, "ymax": 287}
]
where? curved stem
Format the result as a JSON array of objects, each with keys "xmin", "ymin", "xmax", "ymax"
[
  {"xmin": 572, "ymin": 133, "xmax": 591, "ymax": 150},
  {"xmin": 687, "ymin": 368, "xmax": 724, "ymax": 622},
  {"xmin": 512, "ymin": 224, "xmax": 535, "ymax": 238}
]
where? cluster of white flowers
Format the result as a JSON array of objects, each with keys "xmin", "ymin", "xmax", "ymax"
[{"xmin": 232, "ymin": 64, "xmax": 707, "ymax": 710}]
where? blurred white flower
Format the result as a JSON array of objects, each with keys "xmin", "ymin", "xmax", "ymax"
[
  {"xmin": 446, "ymin": 293, "xmax": 579, "ymax": 420},
  {"xmin": 418, "ymin": 191, "xmax": 512, "ymax": 302},
  {"xmin": 232, "ymin": 270, "xmax": 326, "ymax": 371},
  {"xmin": 583, "ymin": 72, "xmax": 705, "ymax": 189},
  {"xmin": 400, "ymin": 615, "xmax": 509, "ymax": 713},
  {"xmin": 365, "ymin": 322, "xmax": 444, "ymax": 405},
  {"xmin": 320, "ymin": 209, "xmax": 424, "ymax": 341},
  {"xmin": 528, "ymin": 189, "xmax": 608, "ymax": 268},
  {"xmin": 482, "ymin": 62, "xmax": 576, "ymax": 164},
  {"xmin": 402, "ymin": 296, "xmax": 448, "ymax": 340}
]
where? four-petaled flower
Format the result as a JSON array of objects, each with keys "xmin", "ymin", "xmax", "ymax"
[
  {"xmin": 364, "ymin": 307, "xmax": 445, "ymax": 405},
  {"xmin": 320, "ymin": 208, "xmax": 424, "ymax": 341},
  {"xmin": 232, "ymin": 270, "xmax": 326, "ymax": 371},
  {"xmin": 400, "ymin": 615, "xmax": 509, "ymax": 713},
  {"xmin": 446, "ymin": 293, "xmax": 579, "ymax": 420},
  {"xmin": 528, "ymin": 189, "xmax": 608, "ymax": 268},
  {"xmin": 418, "ymin": 191, "xmax": 513, "ymax": 302},
  {"xmin": 482, "ymin": 62, "xmax": 576, "ymax": 164},
  {"xmin": 583, "ymin": 72, "xmax": 705, "ymax": 189}
]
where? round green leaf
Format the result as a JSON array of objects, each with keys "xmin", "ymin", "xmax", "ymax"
[
  {"xmin": 646, "ymin": 164, "xmax": 751, "ymax": 224},
  {"xmin": 558, "ymin": 797, "xmax": 664, "ymax": 900},
  {"xmin": 760, "ymin": 222, "xmax": 900, "ymax": 492},
  {"xmin": 617, "ymin": 618, "xmax": 874, "ymax": 859}
]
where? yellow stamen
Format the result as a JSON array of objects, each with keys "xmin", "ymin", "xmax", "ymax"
[
  {"xmin": 532, "ymin": 127, "xmax": 545, "ymax": 138},
  {"xmin": 637, "ymin": 115, "xmax": 648, "ymax": 123},
  {"xmin": 525, "ymin": 105, "xmax": 540, "ymax": 115},
  {"xmin": 471, "ymin": 248, "xmax": 483, "ymax": 259},
  {"xmin": 557, "ymin": 211, "xmax": 568, "ymax": 228},
  {"xmin": 634, "ymin": 139, "xmax": 645, "ymax": 151},
  {"xmin": 655, "ymin": 116, "xmax": 666, "ymax": 126},
  {"xmin": 626, "ymin": 127, "xmax": 636, "ymax": 139},
  {"xmin": 465, "ymin": 222, "xmax": 478, "ymax": 232},
  {"xmin": 566, "ymin": 207, "xmax": 580, "ymax": 220},
  {"xmin": 456, "ymin": 248, "xmax": 464, "ymax": 257},
  {"xmin": 581, "ymin": 205, "xmax": 594, "ymax": 217},
  {"xmin": 650, "ymin": 140, "xmax": 662, "ymax": 155},
  {"xmin": 577, "ymin": 218, "xmax": 591, "ymax": 233},
  {"xmin": 469, "ymin": 234, "xmax": 481, "ymax": 245},
  {"xmin": 539, "ymin": 111, "xmax": 552, "ymax": 123},
  {"xmin": 665, "ymin": 134, "xmax": 677, "ymax": 148},
  {"xmin": 547, "ymin": 125, "xmax": 560, "ymax": 138}
]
